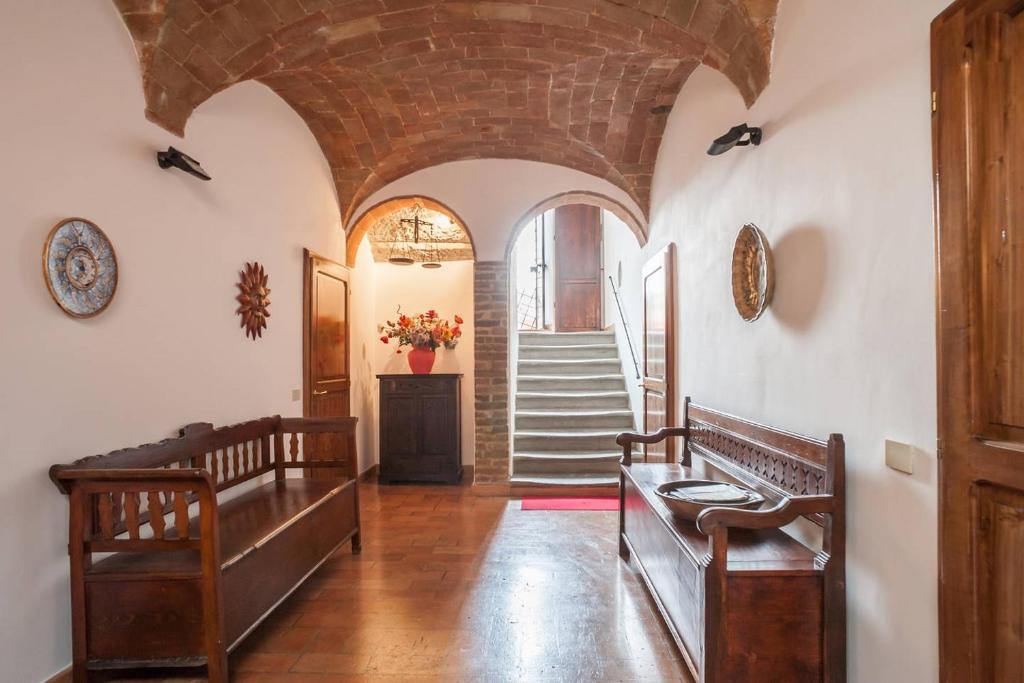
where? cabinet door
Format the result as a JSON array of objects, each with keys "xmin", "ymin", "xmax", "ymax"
[
  {"xmin": 416, "ymin": 391, "xmax": 457, "ymax": 475},
  {"xmin": 381, "ymin": 395, "xmax": 418, "ymax": 477}
]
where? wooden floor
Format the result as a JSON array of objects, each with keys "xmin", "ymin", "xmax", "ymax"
[{"xmin": 96, "ymin": 479, "xmax": 691, "ymax": 682}]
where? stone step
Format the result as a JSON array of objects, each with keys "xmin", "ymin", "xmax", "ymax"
[
  {"xmin": 519, "ymin": 343, "xmax": 620, "ymax": 360},
  {"xmin": 517, "ymin": 358, "xmax": 623, "ymax": 376},
  {"xmin": 510, "ymin": 473, "xmax": 619, "ymax": 488},
  {"xmin": 516, "ymin": 391, "xmax": 630, "ymax": 410},
  {"xmin": 515, "ymin": 409, "xmax": 634, "ymax": 430},
  {"xmin": 512, "ymin": 451, "xmax": 621, "ymax": 475},
  {"xmin": 517, "ymin": 374, "xmax": 626, "ymax": 392},
  {"xmin": 519, "ymin": 331, "xmax": 616, "ymax": 347},
  {"xmin": 514, "ymin": 429, "xmax": 621, "ymax": 452}
]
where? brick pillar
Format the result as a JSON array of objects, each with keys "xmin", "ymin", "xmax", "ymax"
[{"xmin": 473, "ymin": 261, "xmax": 510, "ymax": 486}]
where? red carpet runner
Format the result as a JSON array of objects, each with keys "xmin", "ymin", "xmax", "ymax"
[{"xmin": 520, "ymin": 497, "xmax": 619, "ymax": 511}]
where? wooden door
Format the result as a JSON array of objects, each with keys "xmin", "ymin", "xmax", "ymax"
[
  {"xmin": 554, "ymin": 204, "xmax": 602, "ymax": 331},
  {"xmin": 641, "ymin": 244, "xmax": 675, "ymax": 462},
  {"xmin": 303, "ymin": 250, "xmax": 351, "ymax": 474},
  {"xmin": 934, "ymin": 2, "xmax": 1024, "ymax": 679}
]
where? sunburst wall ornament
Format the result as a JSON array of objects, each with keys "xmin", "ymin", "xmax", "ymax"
[{"xmin": 236, "ymin": 262, "xmax": 270, "ymax": 340}]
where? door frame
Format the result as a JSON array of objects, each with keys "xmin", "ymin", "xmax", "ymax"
[
  {"xmin": 641, "ymin": 243, "xmax": 676, "ymax": 462},
  {"xmin": 302, "ymin": 248, "xmax": 351, "ymax": 419}
]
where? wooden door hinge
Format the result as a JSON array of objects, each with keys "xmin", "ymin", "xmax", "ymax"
[{"xmin": 932, "ymin": 91, "xmax": 938, "ymax": 113}]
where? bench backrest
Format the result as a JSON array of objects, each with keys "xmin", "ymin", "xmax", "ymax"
[
  {"xmin": 683, "ymin": 400, "xmax": 844, "ymax": 528},
  {"xmin": 49, "ymin": 415, "xmax": 358, "ymax": 541}
]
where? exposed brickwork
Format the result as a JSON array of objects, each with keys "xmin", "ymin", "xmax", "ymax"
[
  {"xmin": 473, "ymin": 261, "xmax": 510, "ymax": 485},
  {"xmin": 112, "ymin": 0, "xmax": 779, "ymax": 222}
]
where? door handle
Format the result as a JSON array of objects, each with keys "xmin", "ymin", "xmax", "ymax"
[{"xmin": 313, "ymin": 390, "xmax": 328, "ymax": 396}]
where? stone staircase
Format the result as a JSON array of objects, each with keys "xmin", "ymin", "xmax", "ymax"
[{"xmin": 512, "ymin": 329, "xmax": 634, "ymax": 487}]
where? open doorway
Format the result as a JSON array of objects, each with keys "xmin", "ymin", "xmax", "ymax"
[{"xmin": 512, "ymin": 204, "xmax": 606, "ymax": 332}]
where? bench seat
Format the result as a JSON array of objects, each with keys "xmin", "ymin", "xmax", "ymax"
[
  {"xmin": 617, "ymin": 402, "xmax": 846, "ymax": 682},
  {"xmin": 50, "ymin": 415, "xmax": 362, "ymax": 682}
]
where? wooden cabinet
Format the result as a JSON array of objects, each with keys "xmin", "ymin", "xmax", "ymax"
[{"xmin": 378, "ymin": 374, "xmax": 462, "ymax": 484}]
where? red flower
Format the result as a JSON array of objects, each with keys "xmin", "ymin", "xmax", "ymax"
[
  {"xmin": 380, "ymin": 335, "xmax": 389, "ymax": 344},
  {"xmin": 427, "ymin": 309, "xmax": 438, "ymax": 319},
  {"xmin": 451, "ymin": 326, "xmax": 461, "ymax": 336},
  {"xmin": 454, "ymin": 314, "xmax": 464, "ymax": 325}
]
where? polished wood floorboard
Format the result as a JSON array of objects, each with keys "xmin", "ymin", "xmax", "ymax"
[{"xmin": 95, "ymin": 479, "xmax": 692, "ymax": 682}]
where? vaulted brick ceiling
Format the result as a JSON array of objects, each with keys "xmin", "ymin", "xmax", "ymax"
[{"xmin": 115, "ymin": 0, "xmax": 779, "ymax": 222}]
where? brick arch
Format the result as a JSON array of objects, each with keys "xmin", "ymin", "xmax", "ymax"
[
  {"xmin": 346, "ymin": 195, "xmax": 475, "ymax": 267},
  {"xmin": 504, "ymin": 190, "xmax": 647, "ymax": 262},
  {"xmin": 113, "ymin": 0, "xmax": 779, "ymax": 224}
]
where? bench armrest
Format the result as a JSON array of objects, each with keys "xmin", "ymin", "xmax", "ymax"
[
  {"xmin": 50, "ymin": 466, "xmax": 215, "ymax": 493},
  {"xmin": 696, "ymin": 494, "xmax": 834, "ymax": 535},
  {"xmin": 616, "ymin": 427, "xmax": 690, "ymax": 465},
  {"xmin": 53, "ymin": 467, "xmax": 219, "ymax": 555}
]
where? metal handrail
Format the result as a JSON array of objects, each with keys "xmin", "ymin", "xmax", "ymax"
[{"xmin": 609, "ymin": 276, "xmax": 641, "ymax": 380}]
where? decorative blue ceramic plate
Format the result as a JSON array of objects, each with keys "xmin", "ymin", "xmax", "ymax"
[{"xmin": 43, "ymin": 218, "xmax": 118, "ymax": 317}]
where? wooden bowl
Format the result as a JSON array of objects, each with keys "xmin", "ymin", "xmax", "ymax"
[
  {"xmin": 731, "ymin": 224, "xmax": 774, "ymax": 322},
  {"xmin": 654, "ymin": 480, "xmax": 765, "ymax": 522}
]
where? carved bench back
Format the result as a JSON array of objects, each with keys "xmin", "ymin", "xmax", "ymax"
[
  {"xmin": 50, "ymin": 417, "xmax": 280, "ymax": 540},
  {"xmin": 684, "ymin": 401, "xmax": 844, "ymax": 527}
]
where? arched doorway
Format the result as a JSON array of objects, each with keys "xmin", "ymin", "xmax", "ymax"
[
  {"xmin": 500, "ymin": 193, "xmax": 646, "ymax": 488},
  {"xmin": 346, "ymin": 195, "xmax": 476, "ymax": 267}
]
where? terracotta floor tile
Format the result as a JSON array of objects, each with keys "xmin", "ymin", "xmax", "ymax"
[{"xmin": 93, "ymin": 479, "xmax": 692, "ymax": 682}]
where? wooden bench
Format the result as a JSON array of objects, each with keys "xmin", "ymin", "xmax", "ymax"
[
  {"xmin": 49, "ymin": 415, "xmax": 361, "ymax": 683},
  {"xmin": 617, "ymin": 400, "xmax": 846, "ymax": 682}
]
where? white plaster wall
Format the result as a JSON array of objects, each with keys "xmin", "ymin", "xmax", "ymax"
[
  {"xmin": 349, "ymin": 159, "xmax": 646, "ymax": 261},
  {"xmin": 636, "ymin": 0, "xmax": 946, "ymax": 679},
  {"xmin": 349, "ymin": 241, "xmax": 379, "ymax": 475},
  {"xmin": 0, "ymin": 2, "xmax": 343, "ymax": 680},
  {"xmin": 602, "ymin": 212, "xmax": 644, "ymax": 427}
]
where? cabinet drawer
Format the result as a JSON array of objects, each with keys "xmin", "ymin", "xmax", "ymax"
[{"xmin": 382, "ymin": 377, "xmax": 454, "ymax": 394}]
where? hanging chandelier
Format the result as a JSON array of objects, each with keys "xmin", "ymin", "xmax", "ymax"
[{"xmin": 385, "ymin": 203, "xmax": 442, "ymax": 268}]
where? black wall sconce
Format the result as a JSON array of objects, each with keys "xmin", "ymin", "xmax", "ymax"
[
  {"xmin": 157, "ymin": 147, "xmax": 212, "ymax": 180},
  {"xmin": 707, "ymin": 124, "xmax": 763, "ymax": 156}
]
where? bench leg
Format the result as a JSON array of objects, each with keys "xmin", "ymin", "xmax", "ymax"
[
  {"xmin": 206, "ymin": 647, "xmax": 229, "ymax": 683},
  {"xmin": 352, "ymin": 530, "xmax": 362, "ymax": 554}
]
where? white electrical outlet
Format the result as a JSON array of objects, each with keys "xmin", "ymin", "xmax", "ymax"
[
  {"xmin": 885, "ymin": 440, "xmax": 915, "ymax": 475},
  {"xmin": 291, "ymin": 389, "xmax": 302, "ymax": 402}
]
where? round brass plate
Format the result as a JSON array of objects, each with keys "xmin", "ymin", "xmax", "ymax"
[{"xmin": 731, "ymin": 223, "xmax": 774, "ymax": 322}]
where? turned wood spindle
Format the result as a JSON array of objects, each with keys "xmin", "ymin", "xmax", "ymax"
[{"xmin": 147, "ymin": 491, "xmax": 165, "ymax": 539}]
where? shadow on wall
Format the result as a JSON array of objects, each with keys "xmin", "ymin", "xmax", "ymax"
[{"xmin": 771, "ymin": 225, "xmax": 829, "ymax": 331}]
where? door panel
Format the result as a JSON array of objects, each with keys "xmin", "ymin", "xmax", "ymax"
[
  {"xmin": 303, "ymin": 250, "xmax": 351, "ymax": 475},
  {"xmin": 554, "ymin": 204, "xmax": 602, "ymax": 331},
  {"xmin": 933, "ymin": 2, "xmax": 1024, "ymax": 678},
  {"xmin": 641, "ymin": 244, "xmax": 675, "ymax": 462},
  {"xmin": 975, "ymin": 484, "xmax": 1024, "ymax": 681}
]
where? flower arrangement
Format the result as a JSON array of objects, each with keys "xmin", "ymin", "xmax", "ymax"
[{"xmin": 379, "ymin": 309, "xmax": 463, "ymax": 352}]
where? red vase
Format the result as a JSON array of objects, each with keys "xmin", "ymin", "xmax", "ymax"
[{"xmin": 407, "ymin": 347, "xmax": 436, "ymax": 374}]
